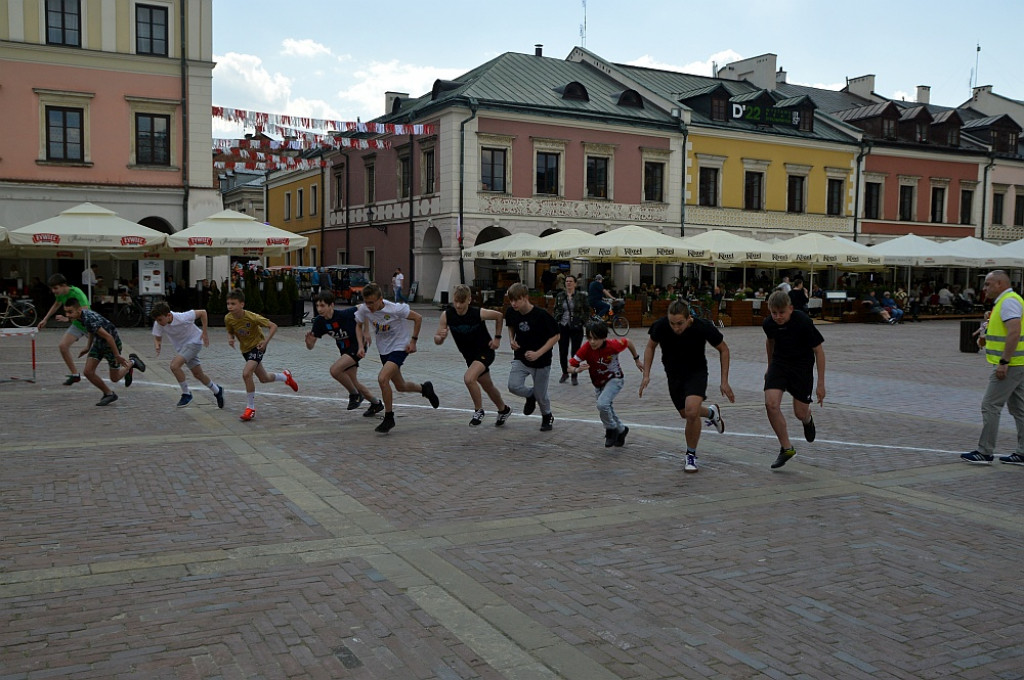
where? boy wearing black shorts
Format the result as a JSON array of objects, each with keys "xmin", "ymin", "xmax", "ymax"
[
  {"xmin": 433, "ymin": 284, "xmax": 511, "ymax": 426},
  {"xmin": 763, "ymin": 290, "xmax": 826, "ymax": 469},
  {"xmin": 305, "ymin": 291, "xmax": 384, "ymax": 417},
  {"xmin": 640, "ymin": 299, "xmax": 734, "ymax": 473}
]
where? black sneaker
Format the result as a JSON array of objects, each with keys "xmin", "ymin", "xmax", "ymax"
[
  {"xmin": 494, "ymin": 405, "xmax": 512, "ymax": 427},
  {"xmin": 614, "ymin": 426, "xmax": 629, "ymax": 447},
  {"xmin": 604, "ymin": 428, "xmax": 617, "ymax": 448},
  {"xmin": 999, "ymin": 453, "xmax": 1024, "ymax": 465},
  {"xmin": 523, "ymin": 395, "xmax": 537, "ymax": 416},
  {"xmin": 347, "ymin": 394, "xmax": 364, "ymax": 411},
  {"xmin": 421, "ymin": 381, "xmax": 440, "ymax": 409},
  {"xmin": 571, "ymin": 374, "xmax": 579, "ymax": 386},
  {"xmin": 771, "ymin": 447, "xmax": 796, "ymax": 469},
  {"xmin": 129, "ymin": 353, "xmax": 146, "ymax": 373},
  {"xmin": 214, "ymin": 385, "xmax": 225, "ymax": 409},
  {"xmin": 363, "ymin": 400, "xmax": 385, "ymax": 418},
  {"xmin": 540, "ymin": 413, "xmax": 554, "ymax": 432},
  {"xmin": 961, "ymin": 451, "xmax": 994, "ymax": 464},
  {"xmin": 559, "ymin": 372, "xmax": 569, "ymax": 383},
  {"xmin": 96, "ymin": 393, "xmax": 118, "ymax": 407},
  {"xmin": 124, "ymin": 367, "xmax": 133, "ymax": 387},
  {"xmin": 63, "ymin": 374, "xmax": 81, "ymax": 386},
  {"xmin": 470, "ymin": 408, "xmax": 484, "ymax": 426},
  {"xmin": 375, "ymin": 413, "xmax": 396, "ymax": 433},
  {"xmin": 802, "ymin": 416, "xmax": 816, "ymax": 443},
  {"xmin": 176, "ymin": 393, "xmax": 193, "ymax": 408}
]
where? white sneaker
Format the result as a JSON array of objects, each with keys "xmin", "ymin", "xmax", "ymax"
[
  {"xmin": 705, "ymin": 403, "xmax": 725, "ymax": 434},
  {"xmin": 684, "ymin": 453, "xmax": 699, "ymax": 473}
]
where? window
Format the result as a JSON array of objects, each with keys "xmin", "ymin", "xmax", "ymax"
[
  {"xmin": 899, "ymin": 185, "xmax": 915, "ymax": 221},
  {"xmin": 1015, "ymin": 195, "xmax": 1024, "ymax": 227},
  {"xmin": 284, "ymin": 193, "xmax": 292, "ymax": 220},
  {"xmin": 46, "ymin": 106, "xmax": 83, "ymax": 162},
  {"xmin": 915, "ymin": 122, "xmax": 928, "ymax": 143},
  {"xmin": 644, "ymin": 161, "xmax": 664, "ymax": 202},
  {"xmin": 827, "ymin": 179, "xmax": 844, "ymax": 216},
  {"xmin": 787, "ymin": 175, "xmax": 805, "ymax": 213},
  {"xmin": 960, "ymin": 189, "xmax": 974, "ymax": 224},
  {"xmin": 930, "ymin": 186, "xmax": 945, "ymax": 223},
  {"xmin": 586, "ymin": 156, "xmax": 609, "ymax": 198},
  {"xmin": 798, "ymin": 109, "xmax": 813, "ymax": 132},
  {"xmin": 334, "ymin": 172, "xmax": 344, "ymax": 209},
  {"xmin": 947, "ymin": 128, "xmax": 960, "ymax": 147},
  {"xmin": 864, "ymin": 182, "xmax": 882, "ymax": 220},
  {"xmin": 711, "ymin": 98, "xmax": 728, "ymax": 122},
  {"xmin": 297, "ymin": 188, "xmax": 304, "ymax": 218},
  {"xmin": 135, "ymin": 113, "xmax": 169, "ymax": 165},
  {"xmin": 481, "ymin": 148, "xmax": 506, "ymax": 192},
  {"xmin": 536, "ymin": 152, "xmax": 559, "ymax": 195},
  {"xmin": 47, "ymin": 0, "xmax": 80, "ymax": 47},
  {"xmin": 399, "ymin": 156, "xmax": 411, "ymax": 198},
  {"xmin": 366, "ymin": 164, "xmax": 375, "ymax": 203},
  {"xmin": 882, "ymin": 118, "xmax": 896, "ymax": 140},
  {"xmin": 136, "ymin": 4, "xmax": 168, "ymax": 56},
  {"xmin": 744, "ymin": 172, "xmax": 763, "ymax": 211},
  {"xmin": 311, "ymin": 246, "xmax": 318, "ymax": 268},
  {"xmin": 993, "ymin": 193, "xmax": 1005, "ymax": 225},
  {"xmin": 310, "ymin": 184, "xmax": 318, "ymax": 216},
  {"xmin": 423, "ymin": 149, "xmax": 435, "ymax": 194},
  {"xmin": 698, "ymin": 168, "xmax": 719, "ymax": 207}
]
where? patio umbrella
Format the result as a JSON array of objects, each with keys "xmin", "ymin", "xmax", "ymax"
[
  {"xmin": 583, "ymin": 224, "xmax": 704, "ymax": 289},
  {"xmin": 678, "ymin": 229, "xmax": 772, "ymax": 288},
  {"xmin": 532, "ymin": 229, "xmax": 595, "ymax": 260},
  {"xmin": 9, "ymin": 202, "xmax": 168, "ymax": 302},
  {"xmin": 463, "ymin": 232, "xmax": 547, "ymax": 260},
  {"xmin": 167, "ymin": 210, "xmax": 309, "ymax": 257},
  {"xmin": 943, "ymin": 237, "xmax": 1024, "ymax": 269}
]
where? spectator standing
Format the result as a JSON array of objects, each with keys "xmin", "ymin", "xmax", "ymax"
[{"xmin": 553, "ymin": 275, "xmax": 591, "ymax": 385}]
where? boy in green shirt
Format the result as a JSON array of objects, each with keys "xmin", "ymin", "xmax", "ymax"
[{"xmin": 36, "ymin": 273, "xmax": 90, "ymax": 385}]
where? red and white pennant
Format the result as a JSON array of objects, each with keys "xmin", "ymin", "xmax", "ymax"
[{"xmin": 212, "ymin": 106, "xmax": 435, "ymax": 136}]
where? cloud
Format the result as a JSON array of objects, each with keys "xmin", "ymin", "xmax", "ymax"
[
  {"xmin": 626, "ymin": 49, "xmax": 744, "ymax": 77},
  {"xmin": 336, "ymin": 60, "xmax": 466, "ymax": 118},
  {"xmin": 891, "ymin": 89, "xmax": 912, "ymax": 102},
  {"xmin": 214, "ymin": 52, "xmax": 293, "ymax": 111},
  {"xmin": 281, "ymin": 38, "xmax": 332, "ymax": 59}
]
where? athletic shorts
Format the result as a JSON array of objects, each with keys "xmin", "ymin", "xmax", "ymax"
[
  {"xmin": 462, "ymin": 347, "xmax": 495, "ymax": 374},
  {"xmin": 764, "ymin": 363, "xmax": 813, "ymax": 404},
  {"xmin": 242, "ymin": 347, "xmax": 265, "ymax": 364},
  {"xmin": 380, "ymin": 350, "xmax": 408, "ymax": 367},
  {"xmin": 336, "ymin": 350, "xmax": 360, "ymax": 368},
  {"xmin": 89, "ymin": 337, "xmax": 123, "ymax": 369},
  {"xmin": 64, "ymin": 324, "xmax": 87, "ymax": 340},
  {"xmin": 667, "ymin": 372, "xmax": 708, "ymax": 411},
  {"xmin": 177, "ymin": 342, "xmax": 203, "ymax": 369}
]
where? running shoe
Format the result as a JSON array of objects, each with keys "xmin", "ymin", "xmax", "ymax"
[
  {"xmin": 705, "ymin": 403, "xmax": 725, "ymax": 434},
  {"xmin": 375, "ymin": 414, "xmax": 396, "ymax": 434},
  {"xmin": 614, "ymin": 426, "xmax": 629, "ymax": 447},
  {"xmin": 523, "ymin": 395, "xmax": 537, "ymax": 416},
  {"xmin": 559, "ymin": 372, "xmax": 569, "ymax": 383},
  {"xmin": 240, "ymin": 408, "xmax": 256, "ymax": 422},
  {"xmin": 803, "ymin": 416, "xmax": 816, "ymax": 443},
  {"xmin": 961, "ymin": 451, "xmax": 994, "ymax": 464},
  {"xmin": 494, "ymin": 405, "xmax": 512, "ymax": 427},
  {"xmin": 363, "ymin": 401, "xmax": 385, "ymax": 417},
  {"xmin": 347, "ymin": 394, "xmax": 364, "ymax": 411},
  {"xmin": 283, "ymin": 370, "xmax": 298, "ymax": 392},
  {"xmin": 124, "ymin": 367, "xmax": 133, "ymax": 387},
  {"xmin": 999, "ymin": 453, "xmax": 1024, "ymax": 465},
  {"xmin": 540, "ymin": 413, "xmax": 554, "ymax": 431},
  {"xmin": 772, "ymin": 446, "xmax": 797, "ymax": 469},
  {"xmin": 684, "ymin": 453, "xmax": 698, "ymax": 473},
  {"xmin": 63, "ymin": 374, "xmax": 81, "ymax": 386},
  {"xmin": 176, "ymin": 393, "xmax": 193, "ymax": 408},
  {"xmin": 421, "ymin": 381, "xmax": 440, "ymax": 408},
  {"xmin": 571, "ymin": 374, "xmax": 579, "ymax": 386},
  {"xmin": 214, "ymin": 385, "xmax": 225, "ymax": 409},
  {"xmin": 129, "ymin": 353, "xmax": 146, "ymax": 372},
  {"xmin": 96, "ymin": 393, "xmax": 118, "ymax": 407},
  {"xmin": 469, "ymin": 408, "xmax": 485, "ymax": 426},
  {"xmin": 604, "ymin": 428, "xmax": 617, "ymax": 448}
]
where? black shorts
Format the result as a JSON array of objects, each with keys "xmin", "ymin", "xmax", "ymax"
[
  {"xmin": 242, "ymin": 347, "xmax": 265, "ymax": 364},
  {"xmin": 667, "ymin": 372, "xmax": 708, "ymax": 411},
  {"xmin": 462, "ymin": 347, "xmax": 495, "ymax": 374},
  {"xmin": 337, "ymin": 350, "xmax": 360, "ymax": 368},
  {"xmin": 764, "ymin": 363, "xmax": 813, "ymax": 404}
]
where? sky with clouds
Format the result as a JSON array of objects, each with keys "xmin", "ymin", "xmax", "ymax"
[{"xmin": 212, "ymin": 0, "xmax": 1024, "ymax": 137}]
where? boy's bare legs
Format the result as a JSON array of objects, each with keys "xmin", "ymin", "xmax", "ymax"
[
  {"xmin": 377, "ymin": 362, "xmax": 423, "ymax": 411},
  {"xmin": 681, "ymin": 395, "xmax": 709, "ymax": 450},
  {"xmin": 58, "ymin": 333, "xmax": 79, "ymax": 374},
  {"xmin": 82, "ymin": 357, "xmax": 107, "ymax": 393},
  {"xmin": 331, "ymin": 356, "xmax": 378, "ymax": 402},
  {"xmin": 765, "ymin": 388, "xmax": 791, "ymax": 448},
  {"xmin": 475, "ymin": 368, "xmax": 507, "ymax": 412}
]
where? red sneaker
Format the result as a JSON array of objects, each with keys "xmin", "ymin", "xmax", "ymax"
[
  {"xmin": 240, "ymin": 408, "xmax": 256, "ymax": 421},
  {"xmin": 283, "ymin": 369, "xmax": 298, "ymax": 392}
]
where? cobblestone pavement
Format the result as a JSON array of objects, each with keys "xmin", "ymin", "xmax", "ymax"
[{"xmin": 1, "ymin": 309, "xmax": 1021, "ymax": 679}]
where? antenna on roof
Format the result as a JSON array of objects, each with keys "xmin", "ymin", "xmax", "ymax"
[
  {"xmin": 579, "ymin": 0, "xmax": 587, "ymax": 48},
  {"xmin": 972, "ymin": 42, "xmax": 981, "ymax": 91}
]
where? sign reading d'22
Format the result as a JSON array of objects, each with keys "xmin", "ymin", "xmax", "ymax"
[{"xmin": 732, "ymin": 104, "xmax": 799, "ymax": 127}]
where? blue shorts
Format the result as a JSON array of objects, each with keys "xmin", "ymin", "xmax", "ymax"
[{"xmin": 380, "ymin": 350, "xmax": 408, "ymax": 367}]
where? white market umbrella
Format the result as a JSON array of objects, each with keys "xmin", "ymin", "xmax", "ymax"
[
  {"xmin": 464, "ymin": 232, "xmax": 547, "ymax": 260},
  {"xmin": 9, "ymin": 202, "xmax": 168, "ymax": 301},
  {"xmin": 943, "ymin": 236, "xmax": 1024, "ymax": 269},
  {"xmin": 585, "ymin": 224, "xmax": 704, "ymax": 290},
  {"xmin": 532, "ymin": 229, "xmax": 595, "ymax": 260},
  {"xmin": 678, "ymin": 229, "xmax": 772, "ymax": 288},
  {"xmin": 871, "ymin": 233, "xmax": 970, "ymax": 267},
  {"xmin": 167, "ymin": 210, "xmax": 309, "ymax": 257}
]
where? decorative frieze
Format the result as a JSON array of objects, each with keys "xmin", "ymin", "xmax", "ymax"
[{"xmin": 479, "ymin": 194, "xmax": 670, "ymax": 223}]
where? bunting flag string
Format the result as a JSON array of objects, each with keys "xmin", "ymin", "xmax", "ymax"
[
  {"xmin": 213, "ymin": 134, "xmax": 391, "ymax": 153},
  {"xmin": 214, "ymin": 159, "xmax": 327, "ymax": 172},
  {"xmin": 212, "ymin": 106, "xmax": 435, "ymax": 136}
]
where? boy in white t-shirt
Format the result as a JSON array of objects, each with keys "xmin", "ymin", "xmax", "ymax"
[
  {"xmin": 150, "ymin": 301, "xmax": 225, "ymax": 408},
  {"xmin": 355, "ymin": 281, "xmax": 439, "ymax": 433}
]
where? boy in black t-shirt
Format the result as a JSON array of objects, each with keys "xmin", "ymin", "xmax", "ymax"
[
  {"xmin": 305, "ymin": 291, "xmax": 384, "ymax": 417},
  {"xmin": 434, "ymin": 284, "xmax": 511, "ymax": 427},
  {"xmin": 762, "ymin": 290, "xmax": 826, "ymax": 469},
  {"xmin": 503, "ymin": 283, "xmax": 560, "ymax": 431},
  {"xmin": 640, "ymin": 299, "xmax": 734, "ymax": 473}
]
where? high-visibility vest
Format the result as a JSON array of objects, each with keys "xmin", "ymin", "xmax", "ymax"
[{"xmin": 985, "ymin": 291, "xmax": 1024, "ymax": 365}]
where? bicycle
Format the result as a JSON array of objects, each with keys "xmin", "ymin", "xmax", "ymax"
[
  {"xmin": 113, "ymin": 292, "xmax": 147, "ymax": 328},
  {"xmin": 0, "ymin": 294, "xmax": 38, "ymax": 328},
  {"xmin": 590, "ymin": 298, "xmax": 630, "ymax": 336},
  {"xmin": 689, "ymin": 302, "xmax": 724, "ymax": 328}
]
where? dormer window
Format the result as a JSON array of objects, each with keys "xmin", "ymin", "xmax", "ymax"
[
  {"xmin": 559, "ymin": 81, "xmax": 590, "ymax": 102},
  {"xmin": 947, "ymin": 128, "xmax": 960, "ymax": 147},
  {"xmin": 711, "ymin": 98, "xmax": 728, "ymax": 121},
  {"xmin": 916, "ymin": 122, "xmax": 928, "ymax": 143},
  {"xmin": 615, "ymin": 89, "xmax": 643, "ymax": 108},
  {"xmin": 798, "ymin": 109, "xmax": 813, "ymax": 132},
  {"xmin": 882, "ymin": 118, "xmax": 896, "ymax": 140}
]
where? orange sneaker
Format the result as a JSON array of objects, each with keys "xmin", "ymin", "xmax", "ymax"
[
  {"xmin": 240, "ymin": 408, "xmax": 256, "ymax": 421},
  {"xmin": 283, "ymin": 369, "xmax": 298, "ymax": 392}
]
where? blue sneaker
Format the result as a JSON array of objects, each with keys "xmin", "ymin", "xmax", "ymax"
[
  {"xmin": 961, "ymin": 451, "xmax": 994, "ymax": 464},
  {"xmin": 214, "ymin": 385, "xmax": 225, "ymax": 409},
  {"xmin": 176, "ymin": 393, "xmax": 193, "ymax": 408},
  {"xmin": 998, "ymin": 453, "xmax": 1024, "ymax": 465}
]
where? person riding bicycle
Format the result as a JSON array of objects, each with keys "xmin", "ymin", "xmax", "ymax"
[{"xmin": 588, "ymin": 274, "xmax": 612, "ymax": 318}]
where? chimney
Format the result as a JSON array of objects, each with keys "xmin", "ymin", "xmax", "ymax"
[
  {"xmin": 776, "ymin": 67, "xmax": 787, "ymax": 85},
  {"xmin": 385, "ymin": 91, "xmax": 409, "ymax": 114},
  {"xmin": 846, "ymin": 74, "xmax": 876, "ymax": 99},
  {"xmin": 916, "ymin": 85, "xmax": 930, "ymax": 104},
  {"xmin": 534, "ymin": 44, "xmax": 543, "ymax": 57}
]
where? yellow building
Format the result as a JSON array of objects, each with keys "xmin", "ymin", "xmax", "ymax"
[{"xmin": 265, "ymin": 159, "xmax": 325, "ymax": 267}]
